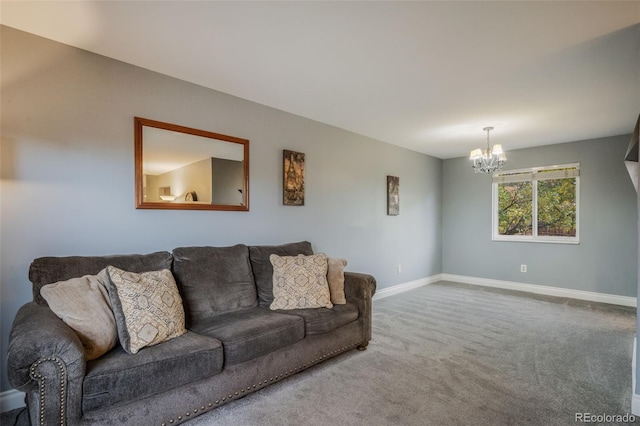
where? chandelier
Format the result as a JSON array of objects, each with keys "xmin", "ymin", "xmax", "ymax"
[{"xmin": 469, "ymin": 126, "xmax": 506, "ymax": 173}]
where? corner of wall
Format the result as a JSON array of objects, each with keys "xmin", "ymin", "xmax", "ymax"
[{"xmin": 633, "ymin": 337, "xmax": 640, "ymax": 416}]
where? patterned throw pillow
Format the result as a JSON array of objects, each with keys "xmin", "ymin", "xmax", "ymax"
[
  {"xmin": 106, "ymin": 266, "xmax": 187, "ymax": 354},
  {"xmin": 269, "ymin": 253, "xmax": 333, "ymax": 310},
  {"xmin": 41, "ymin": 269, "xmax": 117, "ymax": 360},
  {"xmin": 327, "ymin": 257, "xmax": 348, "ymax": 305}
]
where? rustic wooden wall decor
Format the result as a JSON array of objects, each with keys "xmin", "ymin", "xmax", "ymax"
[
  {"xmin": 387, "ymin": 175, "xmax": 399, "ymax": 216},
  {"xmin": 283, "ymin": 150, "xmax": 305, "ymax": 206}
]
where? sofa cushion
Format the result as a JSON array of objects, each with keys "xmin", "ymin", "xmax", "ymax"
[
  {"xmin": 270, "ymin": 253, "xmax": 333, "ymax": 310},
  {"xmin": 83, "ymin": 331, "xmax": 223, "ymax": 412},
  {"xmin": 277, "ymin": 303, "xmax": 359, "ymax": 335},
  {"xmin": 248, "ymin": 241, "xmax": 314, "ymax": 307},
  {"xmin": 191, "ymin": 308, "xmax": 305, "ymax": 366},
  {"xmin": 29, "ymin": 251, "xmax": 173, "ymax": 306},
  {"xmin": 40, "ymin": 268, "xmax": 117, "ymax": 360},
  {"xmin": 172, "ymin": 245, "xmax": 258, "ymax": 327},
  {"xmin": 105, "ymin": 266, "xmax": 187, "ymax": 355}
]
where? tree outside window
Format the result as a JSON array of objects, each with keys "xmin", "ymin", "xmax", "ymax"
[{"xmin": 493, "ymin": 164, "xmax": 579, "ymax": 243}]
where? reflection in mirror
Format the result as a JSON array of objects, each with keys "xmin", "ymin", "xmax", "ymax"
[{"xmin": 135, "ymin": 117, "xmax": 249, "ymax": 211}]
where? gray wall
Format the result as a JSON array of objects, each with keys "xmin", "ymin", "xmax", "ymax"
[
  {"xmin": 443, "ymin": 135, "xmax": 637, "ymax": 297},
  {"xmin": 0, "ymin": 27, "xmax": 442, "ymax": 392}
]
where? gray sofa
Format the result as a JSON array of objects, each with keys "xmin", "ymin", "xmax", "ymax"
[{"xmin": 7, "ymin": 242, "xmax": 376, "ymax": 426}]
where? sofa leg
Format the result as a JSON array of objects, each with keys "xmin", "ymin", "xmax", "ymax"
[{"xmin": 357, "ymin": 342, "xmax": 369, "ymax": 351}]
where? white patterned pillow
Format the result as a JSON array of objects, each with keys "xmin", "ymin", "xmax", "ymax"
[
  {"xmin": 269, "ymin": 253, "xmax": 333, "ymax": 310},
  {"xmin": 106, "ymin": 266, "xmax": 186, "ymax": 354}
]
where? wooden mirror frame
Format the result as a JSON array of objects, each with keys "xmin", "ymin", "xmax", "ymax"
[{"xmin": 134, "ymin": 117, "xmax": 249, "ymax": 211}]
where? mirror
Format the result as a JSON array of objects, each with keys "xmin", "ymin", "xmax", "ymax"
[{"xmin": 135, "ymin": 117, "xmax": 249, "ymax": 211}]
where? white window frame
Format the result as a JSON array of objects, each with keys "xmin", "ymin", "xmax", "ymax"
[{"xmin": 492, "ymin": 163, "xmax": 580, "ymax": 244}]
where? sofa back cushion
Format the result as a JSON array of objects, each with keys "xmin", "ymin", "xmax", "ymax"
[
  {"xmin": 172, "ymin": 244, "xmax": 257, "ymax": 326},
  {"xmin": 29, "ymin": 252, "xmax": 173, "ymax": 306},
  {"xmin": 248, "ymin": 241, "xmax": 314, "ymax": 307}
]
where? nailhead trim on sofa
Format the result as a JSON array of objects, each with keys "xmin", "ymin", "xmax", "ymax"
[
  {"xmin": 30, "ymin": 357, "xmax": 67, "ymax": 426},
  {"xmin": 161, "ymin": 344, "xmax": 359, "ymax": 425}
]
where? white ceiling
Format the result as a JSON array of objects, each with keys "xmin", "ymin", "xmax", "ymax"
[{"xmin": 2, "ymin": 1, "xmax": 639, "ymax": 159}]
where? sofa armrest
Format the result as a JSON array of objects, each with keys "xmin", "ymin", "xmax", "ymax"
[
  {"xmin": 343, "ymin": 272, "xmax": 376, "ymax": 347},
  {"xmin": 344, "ymin": 272, "xmax": 376, "ymax": 301},
  {"xmin": 8, "ymin": 302, "xmax": 86, "ymax": 425}
]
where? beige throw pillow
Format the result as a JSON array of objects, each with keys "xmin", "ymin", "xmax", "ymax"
[
  {"xmin": 106, "ymin": 266, "xmax": 187, "ymax": 354},
  {"xmin": 327, "ymin": 258, "xmax": 347, "ymax": 304},
  {"xmin": 270, "ymin": 253, "xmax": 333, "ymax": 310},
  {"xmin": 41, "ymin": 269, "xmax": 117, "ymax": 361}
]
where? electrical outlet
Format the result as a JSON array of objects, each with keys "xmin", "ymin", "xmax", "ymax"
[
  {"xmin": 520, "ymin": 264, "xmax": 527, "ymax": 273},
  {"xmin": 397, "ymin": 264, "xmax": 402, "ymax": 274}
]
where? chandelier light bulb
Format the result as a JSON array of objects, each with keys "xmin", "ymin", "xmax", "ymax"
[{"xmin": 469, "ymin": 127, "xmax": 507, "ymax": 173}]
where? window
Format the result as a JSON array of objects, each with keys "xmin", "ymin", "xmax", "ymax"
[{"xmin": 492, "ymin": 164, "xmax": 579, "ymax": 244}]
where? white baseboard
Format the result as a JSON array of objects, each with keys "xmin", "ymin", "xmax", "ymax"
[
  {"xmin": 633, "ymin": 393, "xmax": 640, "ymax": 417},
  {"xmin": 373, "ymin": 274, "xmax": 443, "ymax": 301},
  {"xmin": 1, "ymin": 389, "xmax": 25, "ymax": 413},
  {"xmin": 441, "ymin": 274, "xmax": 637, "ymax": 307},
  {"xmin": 374, "ymin": 273, "xmax": 636, "ymax": 307}
]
